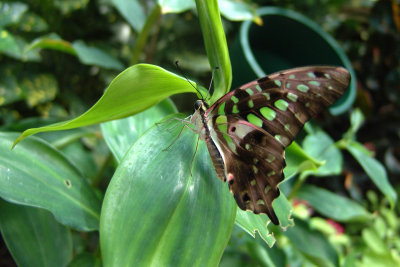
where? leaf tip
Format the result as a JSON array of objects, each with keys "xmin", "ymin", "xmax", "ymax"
[
  {"xmin": 253, "ymin": 16, "xmax": 263, "ymax": 26},
  {"xmin": 10, "ymin": 134, "xmax": 25, "ymax": 150}
]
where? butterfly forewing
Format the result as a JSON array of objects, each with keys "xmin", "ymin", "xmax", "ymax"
[{"xmin": 200, "ymin": 66, "xmax": 350, "ymax": 225}]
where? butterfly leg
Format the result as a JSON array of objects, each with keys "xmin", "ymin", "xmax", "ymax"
[
  {"xmin": 188, "ymin": 136, "xmax": 201, "ymax": 177},
  {"xmin": 162, "ymin": 123, "xmax": 197, "ymax": 151}
]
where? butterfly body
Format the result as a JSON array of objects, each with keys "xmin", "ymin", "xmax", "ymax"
[{"xmin": 191, "ymin": 66, "xmax": 351, "ymax": 225}]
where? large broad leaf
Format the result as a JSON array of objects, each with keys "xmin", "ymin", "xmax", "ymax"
[
  {"xmin": 100, "ymin": 116, "xmax": 236, "ymax": 266},
  {"xmin": 346, "ymin": 140, "xmax": 397, "ymax": 207},
  {"xmin": 0, "ymin": 132, "xmax": 101, "ymax": 231},
  {"xmin": 297, "ymin": 185, "xmax": 371, "ymax": 222},
  {"xmin": 12, "ymin": 64, "xmax": 196, "ymax": 147},
  {"xmin": 101, "ymin": 99, "xmax": 177, "ymax": 162},
  {"xmin": 0, "ymin": 199, "xmax": 73, "ymax": 267}
]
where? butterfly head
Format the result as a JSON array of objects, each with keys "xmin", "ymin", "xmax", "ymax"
[{"xmin": 194, "ymin": 99, "xmax": 209, "ymax": 114}]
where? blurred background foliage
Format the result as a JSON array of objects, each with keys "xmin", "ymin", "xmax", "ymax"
[{"xmin": 1, "ymin": 0, "xmax": 400, "ymax": 266}]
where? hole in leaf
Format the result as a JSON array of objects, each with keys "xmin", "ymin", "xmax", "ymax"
[{"xmin": 64, "ymin": 180, "xmax": 71, "ymax": 188}]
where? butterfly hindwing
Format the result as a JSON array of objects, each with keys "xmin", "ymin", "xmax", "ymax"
[{"xmin": 204, "ymin": 66, "xmax": 350, "ymax": 224}]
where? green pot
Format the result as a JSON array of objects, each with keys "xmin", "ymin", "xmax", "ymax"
[{"xmin": 230, "ymin": 7, "xmax": 356, "ymax": 115}]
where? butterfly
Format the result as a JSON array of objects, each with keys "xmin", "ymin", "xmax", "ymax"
[{"xmin": 190, "ymin": 66, "xmax": 351, "ymax": 225}]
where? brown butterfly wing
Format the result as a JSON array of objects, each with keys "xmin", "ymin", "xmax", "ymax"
[{"xmin": 207, "ymin": 66, "xmax": 351, "ymax": 224}]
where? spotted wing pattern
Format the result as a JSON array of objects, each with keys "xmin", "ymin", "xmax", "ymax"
[{"xmin": 205, "ymin": 66, "xmax": 351, "ymax": 224}]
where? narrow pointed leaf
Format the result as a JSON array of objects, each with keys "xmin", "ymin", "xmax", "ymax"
[
  {"xmin": 346, "ymin": 140, "xmax": 397, "ymax": 206},
  {"xmin": 72, "ymin": 40, "xmax": 124, "ymax": 70},
  {"xmin": 12, "ymin": 64, "xmax": 195, "ymax": 147},
  {"xmin": 297, "ymin": 185, "xmax": 371, "ymax": 222}
]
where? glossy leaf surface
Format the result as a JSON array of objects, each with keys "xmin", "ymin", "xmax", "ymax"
[
  {"xmin": 0, "ymin": 132, "xmax": 101, "ymax": 231},
  {"xmin": 101, "ymin": 99, "xmax": 177, "ymax": 162},
  {"xmin": 100, "ymin": 116, "xmax": 236, "ymax": 266}
]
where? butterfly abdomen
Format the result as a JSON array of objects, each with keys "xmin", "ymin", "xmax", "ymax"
[{"xmin": 205, "ymin": 139, "xmax": 226, "ymax": 182}]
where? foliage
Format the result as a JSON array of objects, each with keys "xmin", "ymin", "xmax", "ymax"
[{"xmin": 0, "ymin": 0, "xmax": 399, "ymax": 266}]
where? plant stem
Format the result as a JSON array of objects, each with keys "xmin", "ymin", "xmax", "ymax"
[
  {"xmin": 195, "ymin": 0, "xmax": 232, "ymax": 103},
  {"xmin": 130, "ymin": 4, "xmax": 162, "ymax": 65}
]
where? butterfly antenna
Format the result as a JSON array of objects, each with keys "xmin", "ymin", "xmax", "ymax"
[
  {"xmin": 175, "ymin": 61, "xmax": 205, "ymax": 100},
  {"xmin": 206, "ymin": 66, "xmax": 219, "ymax": 101}
]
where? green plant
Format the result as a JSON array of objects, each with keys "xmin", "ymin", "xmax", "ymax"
[{"xmin": 0, "ymin": 1, "xmax": 397, "ymax": 266}]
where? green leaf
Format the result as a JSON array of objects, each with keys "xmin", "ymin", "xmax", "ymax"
[
  {"xmin": 284, "ymin": 218, "xmax": 338, "ymax": 267},
  {"xmin": 302, "ymin": 130, "xmax": 343, "ymax": 177},
  {"xmin": 100, "ymin": 116, "xmax": 236, "ymax": 266},
  {"xmin": 17, "ymin": 11, "xmax": 48, "ymax": 32},
  {"xmin": 37, "ymin": 128, "xmax": 95, "ymax": 149},
  {"xmin": 272, "ymin": 193, "xmax": 293, "ymax": 228},
  {"xmin": 235, "ymin": 210, "xmax": 276, "ymax": 247},
  {"xmin": 195, "ymin": 0, "xmax": 232, "ymax": 103},
  {"xmin": 245, "ymin": 237, "xmax": 284, "ymax": 267},
  {"xmin": 361, "ymin": 251, "xmax": 400, "ymax": 267},
  {"xmin": 0, "ymin": 29, "xmax": 20, "ymax": 55},
  {"xmin": 0, "ymin": 132, "xmax": 101, "ymax": 231},
  {"xmin": 297, "ymin": 185, "xmax": 371, "ymax": 222},
  {"xmin": 344, "ymin": 108, "xmax": 365, "ymax": 139},
  {"xmin": 346, "ymin": 140, "xmax": 397, "ymax": 206},
  {"xmin": 0, "ymin": 2, "xmax": 28, "ymax": 27},
  {"xmin": 72, "ymin": 40, "xmax": 124, "ymax": 70},
  {"xmin": 54, "ymin": 0, "xmax": 90, "ymax": 14},
  {"xmin": 219, "ymin": 0, "xmax": 260, "ymax": 23},
  {"xmin": 61, "ymin": 141, "xmax": 99, "ymax": 181},
  {"xmin": 28, "ymin": 33, "xmax": 76, "ymax": 55},
  {"xmin": 158, "ymin": 0, "xmax": 196, "ymax": 13},
  {"xmin": 0, "ymin": 199, "xmax": 73, "ymax": 267},
  {"xmin": 12, "ymin": 64, "xmax": 195, "ymax": 147},
  {"xmin": 112, "ymin": 0, "xmax": 146, "ymax": 31},
  {"xmin": 101, "ymin": 99, "xmax": 177, "ymax": 162},
  {"xmin": 2, "ymin": 34, "xmax": 41, "ymax": 61},
  {"xmin": 29, "ymin": 36, "xmax": 124, "ymax": 69},
  {"xmin": 362, "ymin": 228, "xmax": 387, "ymax": 255},
  {"xmin": 235, "ymin": 178, "xmax": 293, "ymax": 247},
  {"xmin": 284, "ymin": 141, "xmax": 321, "ymax": 179},
  {"xmin": 130, "ymin": 4, "xmax": 162, "ymax": 65}
]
